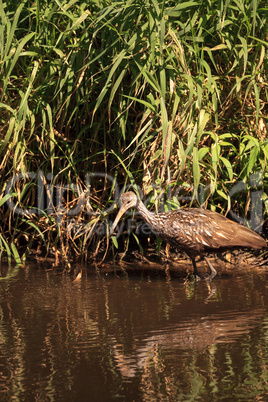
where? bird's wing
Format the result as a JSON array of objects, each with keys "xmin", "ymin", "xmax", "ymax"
[
  {"xmin": 189, "ymin": 210, "xmax": 265, "ymax": 249},
  {"xmin": 171, "ymin": 209, "xmax": 265, "ymax": 251}
]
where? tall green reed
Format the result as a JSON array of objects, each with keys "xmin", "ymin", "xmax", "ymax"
[{"xmin": 0, "ymin": 0, "xmax": 267, "ymax": 263}]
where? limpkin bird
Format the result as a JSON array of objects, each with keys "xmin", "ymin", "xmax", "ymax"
[{"xmin": 110, "ymin": 191, "xmax": 266, "ymax": 279}]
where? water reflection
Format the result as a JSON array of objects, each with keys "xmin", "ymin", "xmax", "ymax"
[
  {"xmin": 110, "ymin": 307, "xmax": 264, "ymax": 378},
  {"xmin": 0, "ymin": 265, "xmax": 267, "ymax": 401}
]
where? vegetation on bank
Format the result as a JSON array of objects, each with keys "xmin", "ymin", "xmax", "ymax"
[{"xmin": 0, "ymin": 0, "xmax": 267, "ymax": 266}]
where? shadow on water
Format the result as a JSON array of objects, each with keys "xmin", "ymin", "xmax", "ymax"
[{"xmin": 0, "ymin": 262, "xmax": 268, "ymax": 401}]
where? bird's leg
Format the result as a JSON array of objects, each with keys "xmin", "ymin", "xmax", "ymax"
[
  {"xmin": 190, "ymin": 256, "xmax": 217, "ymax": 280},
  {"xmin": 190, "ymin": 257, "xmax": 201, "ymax": 281},
  {"xmin": 204, "ymin": 256, "xmax": 217, "ymax": 280}
]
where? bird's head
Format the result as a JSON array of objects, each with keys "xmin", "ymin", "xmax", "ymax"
[{"xmin": 109, "ymin": 191, "xmax": 139, "ymax": 237}]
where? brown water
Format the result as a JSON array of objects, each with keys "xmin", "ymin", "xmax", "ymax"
[{"xmin": 0, "ymin": 264, "xmax": 268, "ymax": 401}]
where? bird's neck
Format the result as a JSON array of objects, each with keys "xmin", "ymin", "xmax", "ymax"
[{"xmin": 136, "ymin": 199, "xmax": 155, "ymax": 225}]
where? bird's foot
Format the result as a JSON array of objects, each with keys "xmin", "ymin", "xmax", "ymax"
[
  {"xmin": 195, "ymin": 274, "xmax": 215, "ymax": 281},
  {"xmin": 204, "ymin": 274, "xmax": 216, "ymax": 281},
  {"xmin": 190, "ymin": 257, "xmax": 216, "ymax": 281},
  {"xmin": 186, "ymin": 272, "xmax": 201, "ymax": 281}
]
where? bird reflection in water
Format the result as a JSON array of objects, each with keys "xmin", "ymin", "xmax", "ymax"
[{"xmin": 109, "ymin": 307, "xmax": 264, "ymax": 378}]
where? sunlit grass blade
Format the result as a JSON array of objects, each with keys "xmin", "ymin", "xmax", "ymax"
[
  {"xmin": 2, "ymin": 32, "xmax": 35, "ymax": 98},
  {"xmin": 10, "ymin": 241, "xmax": 22, "ymax": 265}
]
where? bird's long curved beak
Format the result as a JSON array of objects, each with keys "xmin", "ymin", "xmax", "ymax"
[{"xmin": 109, "ymin": 205, "xmax": 130, "ymax": 237}]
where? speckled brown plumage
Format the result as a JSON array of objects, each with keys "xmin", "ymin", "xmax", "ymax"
[{"xmin": 110, "ymin": 192, "xmax": 267, "ymax": 279}]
